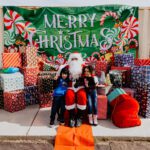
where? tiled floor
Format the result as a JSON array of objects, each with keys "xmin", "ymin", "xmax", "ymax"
[{"xmin": 0, "ymin": 105, "xmax": 150, "ymax": 139}]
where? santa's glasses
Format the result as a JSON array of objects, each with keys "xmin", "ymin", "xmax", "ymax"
[{"xmin": 71, "ymin": 58, "xmax": 78, "ymax": 61}]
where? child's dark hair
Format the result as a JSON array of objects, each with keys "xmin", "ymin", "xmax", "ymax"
[
  {"xmin": 60, "ymin": 67, "xmax": 69, "ymax": 77},
  {"xmin": 83, "ymin": 65, "xmax": 94, "ymax": 74}
]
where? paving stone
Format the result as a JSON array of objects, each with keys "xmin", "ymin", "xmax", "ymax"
[
  {"xmin": 0, "ymin": 105, "xmax": 39, "ymax": 136},
  {"xmin": 95, "ymin": 142, "xmax": 110, "ymax": 150},
  {"xmin": 110, "ymin": 141, "xmax": 150, "ymax": 150},
  {"xmin": 0, "ymin": 142, "xmax": 54, "ymax": 150}
]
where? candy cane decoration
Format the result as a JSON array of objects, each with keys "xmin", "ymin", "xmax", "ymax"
[
  {"xmin": 55, "ymin": 58, "xmax": 67, "ymax": 65},
  {"xmin": 129, "ymin": 38, "xmax": 138, "ymax": 47},
  {"xmin": 4, "ymin": 30, "xmax": 16, "ymax": 46},
  {"xmin": 4, "ymin": 9, "xmax": 25, "ymax": 34},
  {"xmin": 85, "ymin": 56, "xmax": 97, "ymax": 65},
  {"xmin": 91, "ymin": 52, "xmax": 100, "ymax": 59},
  {"xmin": 22, "ymin": 21, "xmax": 36, "ymax": 40},
  {"xmin": 116, "ymin": 37, "xmax": 128, "ymax": 50},
  {"xmin": 46, "ymin": 56, "xmax": 57, "ymax": 64},
  {"xmin": 121, "ymin": 16, "xmax": 138, "ymax": 39},
  {"xmin": 117, "ymin": 6, "xmax": 134, "ymax": 18},
  {"xmin": 100, "ymin": 11, "xmax": 118, "ymax": 26}
]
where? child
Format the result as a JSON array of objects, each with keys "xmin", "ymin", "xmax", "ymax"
[
  {"xmin": 83, "ymin": 66, "xmax": 99, "ymax": 126},
  {"xmin": 50, "ymin": 67, "xmax": 69, "ymax": 127}
]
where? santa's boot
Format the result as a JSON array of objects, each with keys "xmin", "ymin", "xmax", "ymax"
[
  {"xmin": 76, "ymin": 109, "xmax": 83, "ymax": 127},
  {"xmin": 93, "ymin": 115, "xmax": 98, "ymax": 126},
  {"xmin": 88, "ymin": 114, "xmax": 93, "ymax": 125},
  {"xmin": 69, "ymin": 109, "xmax": 75, "ymax": 128}
]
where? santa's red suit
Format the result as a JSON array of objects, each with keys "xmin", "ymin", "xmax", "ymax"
[{"xmin": 56, "ymin": 52, "xmax": 87, "ymax": 127}]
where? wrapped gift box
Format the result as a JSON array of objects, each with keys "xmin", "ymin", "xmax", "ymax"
[
  {"xmin": 0, "ymin": 90, "xmax": 4, "ymax": 109},
  {"xmin": 39, "ymin": 92, "xmax": 53, "ymax": 108},
  {"xmin": 134, "ymin": 58, "xmax": 150, "ymax": 66},
  {"xmin": 131, "ymin": 66, "xmax": 142, "ymax": 88},
  {"xmin": 22, "ymin": 46, "xmax": 38, "ymax": 67},
  {"xmin": 97, "ymin": 95, "xmax": 107, "ymax": 119},
  {"xmin": 97, "ymin": 85, "xmax": 112, "ymax": 95},
  {"xmin": 109, "ymin": 70, "xmax": 128, "ymax": 87},
  {"xmin": 131, "ymin": 66, "xmax": 150, "ymax": 88},
  {"xmin": 2, "ymin": 52, "xmax": 22, "ymax": 68},
  {"xmin": 22, "ymin": 67, "xmax": 39, "ymax": 76},
  {"xmin": 135, "ymin": 82, "xmax": 150, "ymax": 118},
  {"xmin": 111, "ymin": 66, "xmax": 131, "ymax": 87},
  {"xmin": 111, "ymin": 66, "xmax": 131, "ymax": 73},
  {"xmin": 0, "ymin": 72, "xmax": 24, "ymax": 92},
  {"xmin": 4, "ymin": 90, "xmax": 25, "ymax": 112},
  {"xmin": 141, "ymin": 66, "xmax": 150, "ymax": 82},
  {"xmin": 38, "ymin": 71, "xmax": 56, "ymax": 93},
  {"xmin": 24, "ymin": 75, "xmax": 38, "ymax": 86},
  {"xmin": 95, "ymin": 60, "xmax": 108, "ymax": 75},
  {"xmin": 43, "ymin": 63, "xmax": 56, "ymax": 71},
  {"xmin": 38, "ymin": 71, "xmax": 56, "ymax": 77},
  {"xmin": 114, "ymin": 53, "xmax": 134, "ymax": 67},
  {"xmin": 38, "ymin": 76, "xmax": 54, "ymax": 93},
  {"xmin": 22, "ymin": 67, "xmax": 38, "ymax": 86},
  {"xmin": 24, "ymin": 86, "xmax": 39, "ymax": 105}
]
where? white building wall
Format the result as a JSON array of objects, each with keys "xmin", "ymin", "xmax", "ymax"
[{"xmin": 0, "ymin": 4, "xmax": 149, "ymax": 67}]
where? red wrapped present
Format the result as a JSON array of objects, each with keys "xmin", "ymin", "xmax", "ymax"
[
  {"xmin": 2, "ymin": 52, "xmax": 22, "ymax": 68},
  {"xmin": 22, "ymin": 46, "xmax": 38, "ymax": 67},
  {"xmin": 38, "ymin": 71, "xmax": 56, "ymax": 93},
  {"xmin": 24, "ymin": 75, "xmax": 38, "ymax": 86},
  {"xmin": 111, "ymin": 66, "xmax": 131, "ymax": 72},
  {"xmin": 4, "ymin": 90, "xmax": 25, "ymax": 112},
  {"xmin": 22, "ymin": 67, "xmax": 39, "ymax": 76},
  {"xmin": 97, "ymin": 95, "xmax": 107, "ymax": 119},
  {"xmin": 95, "ymin": 60, "xmax": 107, "ymax": 75},
  {"xmin": 39, "ymin": 92, "xmax": 53, "ymax": 108},
  {"xmin": 134, "ymin": 58, "xmax": 150, "ymax": 66},
  {"xmin": 97, "ymin": 85, "xmax": 112, "ymax": 95}
]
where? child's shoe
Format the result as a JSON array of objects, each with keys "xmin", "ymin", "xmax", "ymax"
[
  {"xmin": 93, "ymin": 115, "xmax": 98, "ymax": 126},
  {"xmin": 88, "ymin": 114, "xmax": 93, "ymax": 125},
  {"xmin": 49, "ymin": 120, "xmax": 54, "ymax": 127}
]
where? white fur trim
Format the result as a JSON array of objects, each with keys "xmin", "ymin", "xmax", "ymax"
[
  {"xmin": 68, "ymin": 86, "xmax": 84, "ymax": 92},
  {"xmin": 77, "ymin": 104, "xmax": 86, "ymax": 110},
  {"xmin": 65, "ymin": 104, "xmax": 76, "ymax": 110}
]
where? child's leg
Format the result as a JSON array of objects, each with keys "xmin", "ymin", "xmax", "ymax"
[
  {"xmin": 59, "ymin": 96, "xmax": 65, "ymax": 124},
  {"xmin": 87, "ymin": 94, "xmax": 93, "ymax": 115},
  {"xmin": 91, "ymin": 90, "xmax": 98, "ymax": 126},
  {"xmin": 50, "ymin": 96, "xmax": 60, "ymax": 124},
  {"xmin": 91, "ymin": 90, "xmax": 98, "ymax": 115},
  {"xmin": 87, "ymin": 94, "xmax": 93, "ymax": 125}
]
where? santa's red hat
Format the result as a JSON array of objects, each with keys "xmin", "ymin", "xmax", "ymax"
[{"xmin": 68, "ymin": 52, "xmax": 83, "ymax": 63}]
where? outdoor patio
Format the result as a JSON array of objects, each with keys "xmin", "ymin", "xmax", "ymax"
[{"xmin": 0, "ymin": 105, "xmax": 150, "ymax": 141}]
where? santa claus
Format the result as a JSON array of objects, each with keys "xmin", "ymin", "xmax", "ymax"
[{"xmin": 56, "ymin": 52, "xmax": 87, "ymax": 127}]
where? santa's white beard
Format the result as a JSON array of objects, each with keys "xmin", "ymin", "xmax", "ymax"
[{"xmin": 69, "ymin": 60, "xmax": 82, "ymax": 80}]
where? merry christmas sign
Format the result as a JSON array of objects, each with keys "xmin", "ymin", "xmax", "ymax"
[{"xmin": 3, "ymin": 5, "xmax": 138, "ymax": 66}]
